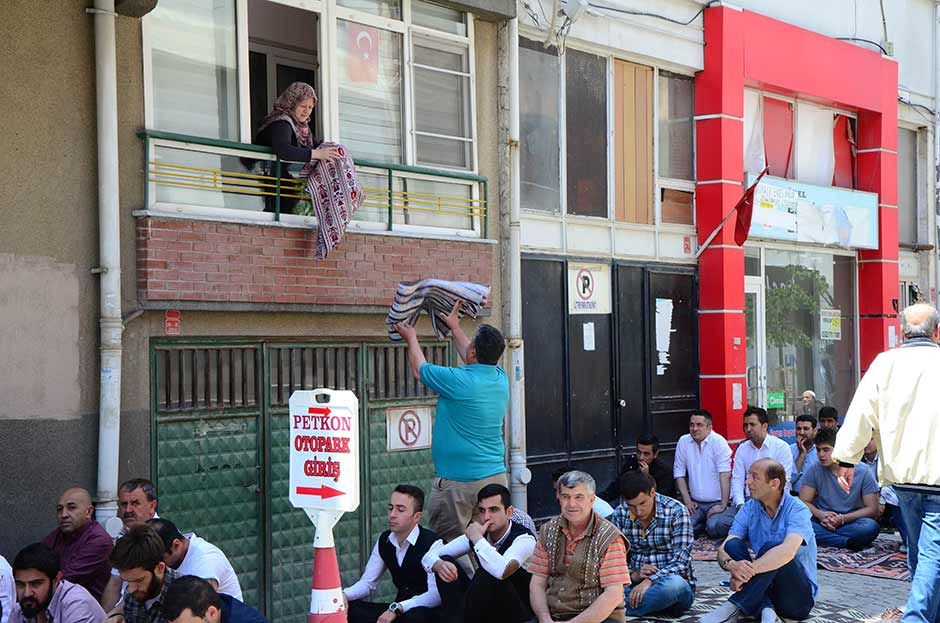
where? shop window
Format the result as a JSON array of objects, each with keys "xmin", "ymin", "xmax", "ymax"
[
  {"xmin": 613, "ymin": 59, "xmax": 653, "ymax": 224},
  {"xmin": 795, "ymin": 101, "xmax": 835, "ymax": 186},
  {"xmin": 520, "ymin": 38, "xmax": 561, "ymax": 213},
  {"xmin": 567, "ymin": 49, "xmax": 609, "ymax": 218},
  {"xmin": 898, "ymin": 127, "xmax": 918, "ymax": 245},
  {"xmin": 832, "ymin": 115, "xmax": 855, "ymax": 189},
  {"xmin": 658, "ymin": 72, "xmax": 694, "ymax": 181},
  {"xmin": 660, "ymin": 189, "xmax": 693, "ymax": 225},
  {"xmin": 763, "ymin": 97, "xmax": 793, "ymax": 179},
  {"xmin": 413, "ymin": 36, "xmax": 473, "ymax": 168},
  {"xmin": 147, "ymin": 0, "xmax": 240, "ymax": 140}
]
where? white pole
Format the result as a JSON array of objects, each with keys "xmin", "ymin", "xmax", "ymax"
[
  {"xmin": 506, "ymin": 17, "xmax": 531, "ymax": 510},
  {"xmin": 92, "ymin": 0, "xmax": 123, "ymax": 525},
  {"xmin": 934, "ymin": 2, "xmax": 940, "ymax": 306}
]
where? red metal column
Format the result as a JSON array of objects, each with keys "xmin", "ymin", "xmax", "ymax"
[
  {"xmin": 856, "ymin": 62, "xmax": 900, "ymax": 373},
  {"xmin": 694, "ymin": 7, "xmax": 747, "ymax": 438}
]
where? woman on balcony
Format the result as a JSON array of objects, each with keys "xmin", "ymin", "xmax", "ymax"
[{"xmin": 255, "ymin": 81, "xmax": 341, "ymax": 215}]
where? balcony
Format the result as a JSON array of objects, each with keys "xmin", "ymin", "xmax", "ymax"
[{"xmin": 135, "ymin": 130, "xmax": 495, "ymax": 309}]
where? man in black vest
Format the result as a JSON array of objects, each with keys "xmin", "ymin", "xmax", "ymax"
[
  {"xmin": 343, "ymin": 485, "xmax": 441, "ymax": 623},
  {"xmin": 421, "ymin": 484, "xmax": 535, "ymax": 623}
]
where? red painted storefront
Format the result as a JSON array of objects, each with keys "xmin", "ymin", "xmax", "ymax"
[{"xmin": 695, "ymin": 6, "xmax": 899, "ymax": 437}]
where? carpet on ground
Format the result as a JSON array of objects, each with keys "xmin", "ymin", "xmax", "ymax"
[
  {"xmin": 691, "ymin": 534, "xmax": 910, "ymax": 581},
  {"xmin": 625, "ymin": 586, "xmax": 889, "ymax": 622}
]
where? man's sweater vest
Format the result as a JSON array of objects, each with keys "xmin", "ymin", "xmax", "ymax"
[{"xmin": 377, "ymin": 526, "xmax": 439, "ymax": 604}]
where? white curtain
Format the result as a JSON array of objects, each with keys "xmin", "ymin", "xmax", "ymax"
[
  {"xmin": 795, "ymin": 102, "xmax": 835, "ymax": 187},
  {"xmin": 743, "ymin": 90, "xmax": 765, "ymax": 177}
]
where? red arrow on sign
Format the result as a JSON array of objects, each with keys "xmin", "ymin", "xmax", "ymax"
[
  {"xmin": 308, "ymin": 406, "xmax": 331, "ymax": 416},
  {"xmin": 296, "ymin": 485, "xmax": 345, "ymax": 499}
]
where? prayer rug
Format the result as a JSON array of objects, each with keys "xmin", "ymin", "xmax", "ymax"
[
  {"xmin": 626, "ymin": 586, "xmax": 889, "ymax": 622},
  {"xmin": 691, "ymin": 535, "xmax": 911, "ymax": 582}
]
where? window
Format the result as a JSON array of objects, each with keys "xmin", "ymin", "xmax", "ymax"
[
  {"xmin": 147, "ymin": 0, "xmax": 240, "ymax": 140},
  {"xmin": 763, "ymin": 97, "xmax": 793, "ymax": 179},
  {"xmin": 657, "ymin": 72, "xmax": 693, "ymax": 181},
  {"xmin": 520, "ymin": 38, "xmax": 560, "ymax": 213},
  {"xmin": 898, "ymin": 127, "xmax": 918, "ymax": 245},
  {"xmin": 795, "ymin": 101, "xmax": 835, "ymax": 186},
  {"xmin": 566, "ymin": 49, "xmax": 609, "ymax": 218},
  {"xmin": 832, "ymin": 114, "xmax": 855, "ymax": 189},
  {"xmin": 613, "ymin": 59, "xmax": 653, "ymax": 224},
  {"xmin": 412, "ymin": 36, "xmax": 473, "ymax": 168}
]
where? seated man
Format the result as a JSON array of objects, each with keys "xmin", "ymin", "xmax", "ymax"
[
  {"xmin": 609, "ymin": 472, "xmax": 695, "ymax": 618},
  {"xmin": 798, "ymin": 428, "xmax": 880, "ymax": 551},
  {"xmin": 790, "ymin": 415, "xmax": 819, "ymax": 495},
  {"xmin": 702, "ymin": 459, "xmax": 817, "ymax": 623},
  {"xmin": 817, "ymin": 406, "xmax": 839, "ymax": 431},
  {"xmin": 146, "ymin": 519, "xmax": 242, "ymax": 600},
  {"xmin": 344, "ymin": 485, "xmax": 441, "ymax": 623},
  {"xmin": 102, "ymin": 479, "xmax": 161, "ymax": 609},
  {"xmin": 42, "ymin": 488, "xmax": 113, "ymax": 602},
  {"xmin": 600, "ymin": 434, "xmax": 677, "ymax": 503},
  {"xmin": 423, "ymin": 484, "xmax": 535, "ymax": 623},
  {"xmin": 527, "ymin": 471, "xmax": 629, "ymax": 623},
  {"xmin": 164, "ymin": 576, "xmax": 266, "ymax": 623},
  {"xmin": 673, "ymin": 410, "xmax": 732, "ymax": 537},
  {"xmin": 710, "ymin": 407, "xmax": 794, "ymax": 539},
  {"xmin": 552, "ymin": 468, "xmax": 614, "ymax": 519},
  {"xmin": 109, "ymin": 525, "xmax": 181, "ymax": 623},
  {"xmin": 9, "ymin": 543, "xmax": 105, "ymax": 623}
]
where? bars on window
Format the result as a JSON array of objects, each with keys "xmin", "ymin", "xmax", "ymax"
[{"xmin": 155, "ymin": 347, "xmax": 260, "ymax": 413}]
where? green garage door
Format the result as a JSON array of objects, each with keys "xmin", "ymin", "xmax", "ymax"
[{"xmin": 152, "ymin": 339, "xmax": 448, "ymax": 618}]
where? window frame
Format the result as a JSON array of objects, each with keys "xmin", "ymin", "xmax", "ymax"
[{"xmin": 141, "ymin": 0, "xmax": 482, "ymax": 238}]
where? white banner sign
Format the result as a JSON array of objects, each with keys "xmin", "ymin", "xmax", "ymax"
[
  {"xmin": 568, "ymin": 263, "xmax": 611, "ymax": 314},
  {"xmin": 289, "ymin": 389, "xmax": 360, "ymax": 512}
]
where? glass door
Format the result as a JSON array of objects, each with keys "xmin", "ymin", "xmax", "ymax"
[{"xmin": 744, "ymin": 276, "xmax": 766, "ymax": 410}]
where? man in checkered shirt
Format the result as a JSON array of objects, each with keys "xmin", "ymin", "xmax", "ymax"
[
  {"xmin": 609, "ymin": 471, "xmax": 695, "ymax": 618},
  {"xmin": 107, "ymin": 525, "xmax": 180, "ymax": 623}
]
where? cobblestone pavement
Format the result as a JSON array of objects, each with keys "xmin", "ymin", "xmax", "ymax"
[{"xmin": 693, "ymin": 558, "xmax": 911, "ymax": 620}]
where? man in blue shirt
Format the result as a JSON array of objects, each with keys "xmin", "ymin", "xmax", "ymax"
[
  {"xmin": 164, "ymin": 575, "xmax": 266, "ymax": 623},
  {"xmin": 396, "ymin": 302, "xmax": 510, "ymax": 541},
  {"xmin": 701, "ymin": 459, "xmax": 817, "ymax": 623},
  {"xmin": 790, "ymin": 414, "xmax": 819, "ymax": 496},
  {"xmin": 799, "ymin": 427, "xmax": 880, "ymax": 551}
]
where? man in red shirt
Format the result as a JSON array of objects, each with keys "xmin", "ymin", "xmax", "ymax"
[{"xmin": 42, "ymin": 488, "xmax": 112, "ymax": 602}]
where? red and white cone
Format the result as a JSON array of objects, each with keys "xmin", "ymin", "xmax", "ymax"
[{"xmin": 309, "ymin": 546, "xmax": 347, "ymax": 623}]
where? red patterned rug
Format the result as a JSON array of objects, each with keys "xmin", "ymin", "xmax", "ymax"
[{"xmin": 692, "ymin": 535, "xmax": 910, "ymax": 581}]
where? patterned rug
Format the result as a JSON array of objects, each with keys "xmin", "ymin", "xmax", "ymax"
[
  {"xmin": 691, "ymin": 535, "xmax": 911, "ymax": 581},
  {"xmin": 625, "ymin": 586, "xmax": 889, "ymax": 622}
]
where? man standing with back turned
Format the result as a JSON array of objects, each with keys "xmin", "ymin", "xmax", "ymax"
[
  {"xmin": 396, "ymin": 302, "xmax": 510, "ymax": 542},
  {"xmin": 834, "ymin": 304, "xmax": 940, "ymax": 623}
]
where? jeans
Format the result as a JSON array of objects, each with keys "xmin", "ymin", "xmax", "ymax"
[
  {"xmin": 623, "ymin": 574, "xmax": 694, "ymax": 617},
  {"xmin": 811, "ymin": 517, "xmax": 880, "ymax": 550},
  {"xmin": 897, "ymin": 489, "xmax": 940, "ymax": 623},
  {"xmin": 706, "ymin": 504, "xmax": 738, "ymax": 539},
  {"xmin": 724, "ymin": 538, "xmax": 815, "ymax": 620}
]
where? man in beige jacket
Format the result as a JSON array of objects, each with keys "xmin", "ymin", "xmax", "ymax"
[{"xmin": 833, "ymin": 303, "xmax": 940, "ymax": 623}]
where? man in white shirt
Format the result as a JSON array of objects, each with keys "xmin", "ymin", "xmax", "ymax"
[
  {"xmin": 344, "ymin": 485, "xmax": 441, "ymax": 623},
  {"xmin": 146, "ymin": 520, "xmax": 242, "ymax": 601},
  {"xmin": 673, "ymin": 410, "xmax": 732, "ymax": 537},
  {"xmin": 422, "ymin": 484, "xmax": 535, "ymax": 623},
  {"xmin": 102, "ymin": 479, "xmax": 160, "ymax": 610},
  {"xmin": 1, "ymin": 554, "xmax": 15, "ymax": 623},
  {"xmin": 710, "ymin": 406, "xmax": 794, "ymax": 539}
]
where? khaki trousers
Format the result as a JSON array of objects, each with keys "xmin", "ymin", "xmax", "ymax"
[{"xmin": 429, "ymin": 472, "xmax": 508, "ymax": 542}]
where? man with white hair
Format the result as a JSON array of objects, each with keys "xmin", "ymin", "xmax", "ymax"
[
  {"xmin": 527, "ymin": 471, "xmax": 629, "ymax": 623},
  {"xmin": 834, "ymin": 304, "xmax": 940, "ymax": 623}
]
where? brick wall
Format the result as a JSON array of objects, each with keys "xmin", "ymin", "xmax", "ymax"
[{"xmin": 137, "ymin": 217, "xmax": 495, "ymax": 306}]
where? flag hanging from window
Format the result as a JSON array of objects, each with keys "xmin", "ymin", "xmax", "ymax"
[
  {"xmin": 733, "ymin": 167, "xmax": 769, "ymax": 246},
  {"xmin": 347, "ymin": 23, "xmax": 379, "ymax": 84}
]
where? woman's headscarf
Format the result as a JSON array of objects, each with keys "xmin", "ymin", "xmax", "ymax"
[{"xmin": 257, "ymin": 81, "xmax": 318, "ymax": 148}]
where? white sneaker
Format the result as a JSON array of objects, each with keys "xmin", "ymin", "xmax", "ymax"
[{"xmin": 699, "ymin": 601, "xmax": 741, "ymax": 623}]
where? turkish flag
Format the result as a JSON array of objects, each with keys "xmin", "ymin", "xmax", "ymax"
[
  {"xmin": 347, "ymin": 23, "xmax": 379, "ymax": 84},
  {"xmin": 733, "ymin": 167, "xmax": 769, "ymax": 246}
]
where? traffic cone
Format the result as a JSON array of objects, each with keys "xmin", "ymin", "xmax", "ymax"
[{"xmin": 309, "ymin": 546, "xmax": 347, "ymax": 623}]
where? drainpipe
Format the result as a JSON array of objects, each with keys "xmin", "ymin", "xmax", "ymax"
[
  {"xmin": 934, "ymin": 2, "xmax": 940, "ymax": 306},
  {"xmin": 90, "ymin": 0, "xmax": 123, "ymax": 526},
  {"xmin": 506, "ymin": 17, "xmax": 531, "ymax": 510}
]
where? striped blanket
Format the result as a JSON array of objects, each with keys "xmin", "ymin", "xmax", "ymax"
[
  {"xmin": 386, "ymin": 279, "xmax": 490, "ymax": 341},
  {"xmin": 303, "ymin": 142, "xmax": 365, "ymax": 259}
]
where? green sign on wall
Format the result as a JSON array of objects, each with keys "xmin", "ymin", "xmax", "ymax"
[{"xmin": 767, "ymin": 392, "xmax": 785, "ymax": 409}]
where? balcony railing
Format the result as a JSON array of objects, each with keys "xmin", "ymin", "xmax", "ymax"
[{"xmin": 139, "ymin": 130, "xmax": 488, "ymax": 238}]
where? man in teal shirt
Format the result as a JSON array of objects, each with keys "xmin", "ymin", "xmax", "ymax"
[{"xmin": 396, "ymin": 302, "xmax": 510, "ymax": 541}]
